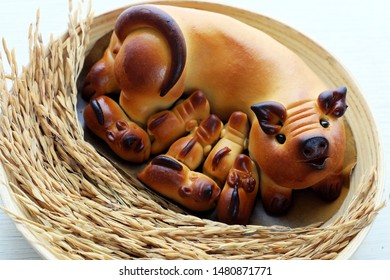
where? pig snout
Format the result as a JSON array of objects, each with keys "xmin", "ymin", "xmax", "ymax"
[{"xmin": 301, "ymin": 137, "xmax": 329, "ymax": 170}]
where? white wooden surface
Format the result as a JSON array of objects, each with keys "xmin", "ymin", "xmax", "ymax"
[{"xmin": 0, "ymin": 0, "xmax": 389, "ymax": 260}]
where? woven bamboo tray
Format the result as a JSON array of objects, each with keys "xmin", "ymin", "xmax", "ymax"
[{"xmin": 0, "ymin": 1, "xmax": 384, "ymax": 259}]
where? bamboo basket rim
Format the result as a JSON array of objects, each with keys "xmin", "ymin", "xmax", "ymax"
[{"xmin": 0, "ymin": 0, "xmax": 385, "ymax": 260}]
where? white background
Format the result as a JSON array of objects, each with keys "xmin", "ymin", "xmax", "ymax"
[{"xmin": 0, "ymin": 0, "xmax": 389, "ymax": 259}]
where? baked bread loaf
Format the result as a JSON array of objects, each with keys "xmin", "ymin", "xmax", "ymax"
[
  {"xmin": 217, "ymin": 154, "xmax": 259, "ymax": 225},
  {"xmin": 167, "ymin": 114, "xmax": 223, "ymax": 170},
  {"xmin": 83, "ymin": 96, "xmax": 151, "ymax": 162},
  {"xmin": 137, "ymin": 155, "xmax": 220, "ymax": 211},
  {"xmin": 147, "ymin": 90, "xmax": 210, "ymax": 154},
  {"xmin": 203, "ymin": 111, "xmax": 249, "ymax": 186}
]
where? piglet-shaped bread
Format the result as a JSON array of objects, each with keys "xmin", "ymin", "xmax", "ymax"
[
  {"xmin": 167, "ymin": 114, "xmax": 223, "ymax": 170},
  {"xmin": 217, "ymin": 154, "xmax": 259, "ymax": 225},
  {"xmin": 83, "ymin": 96, "xmax": 151, "ymax": 162},
  {"xmin": 137, "ymin": 155, "xmax": 220, "ymax": 211},
  {"xmin": 82, "ymin": 33, "xmax": 121, "ymax": 100},
  {"xmin": 147, "ymin": 90, "xmax": 210, "ymax": 154},
  {"xmin": 203, "ymin": 111, "xmax": 249, "ymax": 186}
]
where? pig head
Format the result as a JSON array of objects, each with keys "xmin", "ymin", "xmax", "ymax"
[{"xmin": 249, "ymin": 87, "xmax": 347, "ymax": 215}]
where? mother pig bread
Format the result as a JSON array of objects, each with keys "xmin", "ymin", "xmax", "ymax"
[
  {"xmin": 85, "ymin": 5, "xmax": 331, "ymax": 123},
  {"xmin": 83, "ymin": 5, "xmax": 348, "ymax": 215}
]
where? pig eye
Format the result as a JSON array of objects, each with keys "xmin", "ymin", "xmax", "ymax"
[
  {"xmin": 275, "ymin": 134, "xmax": 286, "ymax": 144},
  {"xmin": 112, "ymin": 46, "xmax": 120, "ymax": 55},
  {"xmin": 320, "ymin": 119, "xmax": 330, "ymax": 128},
  {"xmin": 116, "ymin": 120, "xmax": 128, "ymax": 131}
]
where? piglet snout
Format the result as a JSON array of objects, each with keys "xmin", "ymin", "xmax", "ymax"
[
  {"xmin": 122, "ymin": 135, "xmax": 145, "ymax": 152},
  {"xmin": 302, "ymin": 137, "xmax": 329, "ymax": 169}
]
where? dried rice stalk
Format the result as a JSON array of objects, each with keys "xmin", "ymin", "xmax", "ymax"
[{"xmin": 0, "ymin": 2, "xmax": 384, "ymax": 260}]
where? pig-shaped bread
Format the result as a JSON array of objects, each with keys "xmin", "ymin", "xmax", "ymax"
[
  {"xmin": 203, "ymin": 111, "xmax": 250, "ymax": 186},
  {"xmin": 146, "ymin": 90, "xmax": 211, "ymax": 154},
  {"xmin": 217, "ymin": 154, "xmax": 259, "ymax": 225},
  {"xmin": 137, "ymin": 155, "xmax": 221, "ymax": 211},
  {"xmin": 250, "ymin": 87, "xmax": 347, "ymax": 214},
  {"xmin": 167, "ymin": 114, "xmax": 223, "ymax": 170},
  {"xmin": 82, "ymin": 4, "xmax": 348, "ymax": 215},
  {"xmin": 83, "ymin": 96, "xmax": 151, "ymax": 162},
  {"xmin": 82, "ymin": 33, "xmax": 121, "ymax": 100}
]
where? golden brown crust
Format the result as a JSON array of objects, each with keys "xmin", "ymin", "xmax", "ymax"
[
  {"xmin": 145, "ymin": 5, "xmax": 328, "ymax": 121},
  {"xmin": 82, "ymin": 33, "xmax": 121, "ymax": 100},
  {"xmin": 147, "ymin": 90, "xmax": 210, "ymax": 154},
  {"xmin": 167, "ymin": 114, "xmax": 223, "ymax": 170},
  {"xmin": 115, "ymin": 29, "xmax": 186, "ymax": 124},
  {"xmin": 114, "ymin": 5, "xmax": 186, "ymax": 97},
  {"xmin": 249, "ymin": 99, "xmax": 346, "ymax": 190},
  {"xmin": 203, "ymin": 111, "xmax": 249, "ymax": 186},
  {"xmin": 83, "ymin": 96, "xmax": 151, "ymax": 162},
  {"xmin": 86, "ymin": 4, "xmax": 328, "ymax": 123},
  {"xmin": 249, "ymin": 94, "xmax": 347, "ymax": 215},
  {"xmin": 84, "ymin": 4, "xmax": 329, "ymax": 121},
  {"xmin": 216, "ymin": 154, "xmax": 259, "ymax": 225},
  {"xmin": 137, "ymin": 155, "xmax": 220, "ymax": 211}
]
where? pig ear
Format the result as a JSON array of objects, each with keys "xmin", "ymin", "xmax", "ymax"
[
  {"xmin": 317, "ymin": 86, "xmax": 348, "ymax": 118},
  {"xmin": 151, "ymin": 155, "xmax": 183, "ymax": 172},
  {"xmin": 251, "ymin": 101, "xmax": 287, "ymax": 135}
]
